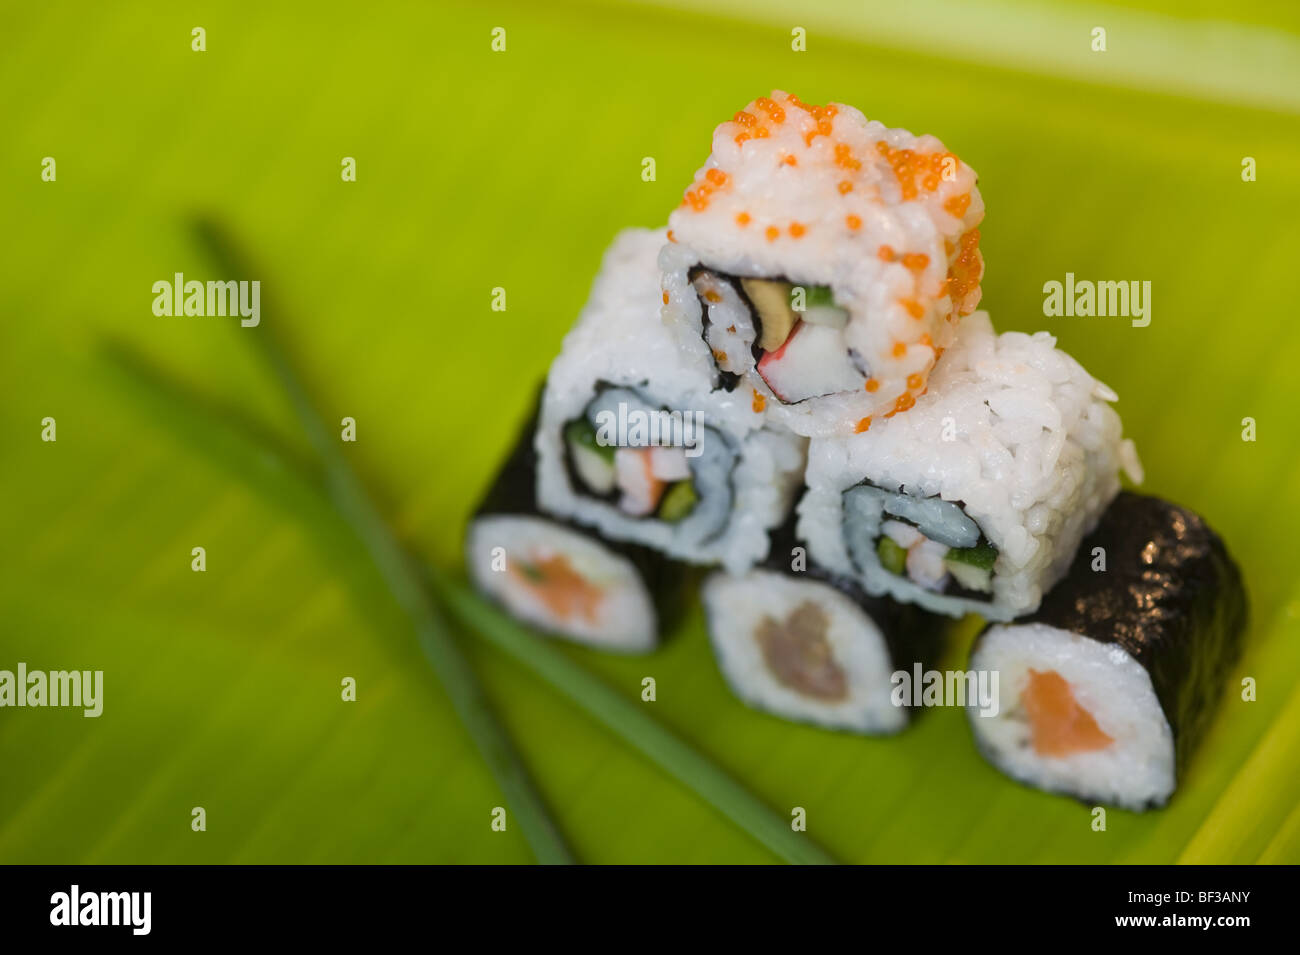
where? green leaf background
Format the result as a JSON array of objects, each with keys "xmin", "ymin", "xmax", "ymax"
[{"xmin": 2, "ymin": 0, "xmax": 1298, "ymax": 863}]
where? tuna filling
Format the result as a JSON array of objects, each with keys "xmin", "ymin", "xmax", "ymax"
[{"xmin": 754, "ymin": 601, "xmax": 848, "ymax": 701}]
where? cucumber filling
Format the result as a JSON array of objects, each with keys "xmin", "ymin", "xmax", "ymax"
[
  {"xmin": 875, "ymin": 518, "xmax": 998, "ymax": 595},
  {"xmin": 564, "ymin": 417, "xmax": 698, "ymax": 522},
  {"xmin": 692, "ymin": 272, "xmax": 864, "ymax": 404}
]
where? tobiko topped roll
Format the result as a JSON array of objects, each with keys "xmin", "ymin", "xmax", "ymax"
[{"xmin": 661, "ymin": 91, "xmax": 985, "ymax": 437}]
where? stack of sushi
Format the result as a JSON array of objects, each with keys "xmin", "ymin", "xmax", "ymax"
[{"xmin": 466, "ymin": 92, "xmax": 1247, "ymax": 811}]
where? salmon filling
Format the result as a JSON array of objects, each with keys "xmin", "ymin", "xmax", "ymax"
[
  {"xmin": 1022, "ymin": 668, "xmax": 1114, "ymax": 757},
  {"xmin": 510, "ymin": 554, "xmax": 604, "ymax": 623},
  {"xmin": 754, "ymin": 601, "xmax": 848, "ymax": 701}
]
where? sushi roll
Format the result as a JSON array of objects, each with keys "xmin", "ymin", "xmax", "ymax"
[
  {"xmin": 467, "ymin": 400, "xmax": 686, "ymax": 653},
  {"xmin": 798, "ymin": 313, "xmax": 1143, "ymax": 621},
  {"xmin": 537, "ymin": 227, "xmax": 807, "ymax": 573},
  {"xmin": 966, "ymin": 492, "xmax": 1248, "ymax": 810},
  {"xmin": 702, "ymin": 515, "xmax": 948, "ymax": 733},
  {"xmin": 660, "ymin": 90, "xmax": 985, "ymax": 438}
]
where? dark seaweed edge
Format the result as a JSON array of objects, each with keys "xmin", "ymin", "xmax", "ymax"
[
  {"xmin": 470, "ymin": 389, "xmax": 690, "ymax": 644},
  {"xmin": 969, "ymin": 490, "xmax": 1249, "ymax": 791}
]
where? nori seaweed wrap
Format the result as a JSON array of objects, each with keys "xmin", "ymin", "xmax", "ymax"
[{"xmin": 967, "ymin": 491, "xmax": 1248, "ymax": 809}]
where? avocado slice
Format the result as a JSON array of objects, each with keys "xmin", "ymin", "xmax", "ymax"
[
  {"xmin": 658, "ymin": 479, "xmax": 697, "ymax": 522},
  {"xmin": 740, "ymin": 278, "xmax": 798, "ymax": 352},
  {"xmin": 876, "ymin": 536, "xmax": 908, "ymax": 576}
]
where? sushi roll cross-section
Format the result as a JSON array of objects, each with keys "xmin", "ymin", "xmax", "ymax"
[
  {"xmin": 467, "ymin": 398, "xmax": 686, "ymax": 654},
  {"xmin": 798, "ymin": 313, "xmax": 1142, "ymax": 621},
  {"xmin": 538, "ymin": 228, "xmax": 807, "ymax": 573},
  {"xmin": 966, "ymin": 492, "xmax": 1248, "ymax": 810},
  {"xmin": 702, "ymin": 516, "xmax": 948, "ymax": 733},
  {"xmin": 661, "ymin": 90, "xmax": 985, "ymax": 437}
]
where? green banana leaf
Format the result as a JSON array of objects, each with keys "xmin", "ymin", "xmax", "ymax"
[{"xmin": 2, "ymin": 0, "xmax": 1298, "ymax": 863}]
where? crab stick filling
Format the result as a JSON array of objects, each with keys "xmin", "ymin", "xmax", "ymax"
[{"xmin": 692, "ymin": 271, "xmax": 866, "ymax": 404}]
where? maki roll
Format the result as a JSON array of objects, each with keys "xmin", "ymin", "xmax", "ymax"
[
  {"xmin": 467, "ymin": 401, "xmax": 685, "ymax": 653},
  {"xmin": 702, "ymin": 514, "xmax": 948, "ymax": 733},
  {"xmin": 537, "ymin": 228, "xmax": 807, "ymax": 573},
  {"xmin": 798, "ymin": 313, "xmax": 1143, "ymax": 621},
  {"xmin": 660, "ymin": 90, "xmax": 985, "ymax": 437},
  {"xmin": 966, "ymin": 492, "xmax": 1248, "ymax": 810}
]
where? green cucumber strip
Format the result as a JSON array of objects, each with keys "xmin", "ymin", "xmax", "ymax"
[
  {"xmin": 790, "ymin": 284, "xmax": 836, "ymax": 310},
  {"xmin": 946, "ymin": 541, "xmax": 998, "ymax": 570},
  {"xmin": 876, "ymin": 536, "xmax": 908, "ymax": 575},
  {"xmin": 658, "ymin": 479, "xmax": 697, "ymax": 522},
  {"xmin": 565, "ymin": 417, "xmax": 614, "ymax": 463}
]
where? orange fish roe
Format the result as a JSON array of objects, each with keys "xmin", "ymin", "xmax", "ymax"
[
  {"xmin": 734, "ymin": 110, "xmax": 758, "ymax": 128},
  {"xmin": 854, "ymin": 416, "xmax": 872, "ymax": 434},
  {"xmin": 833, "ymin": 143, "xmax": 862, "ymax": 171},
  {"xmin": 919, "ymin": 333, "xmax": 933, "ymax": 347},
  {"xmin": 944, "ymin": 193, "xmax": 971, "ymax": 218},
  {"xmin": 765, "ymin": 225, "xmax": 780, "ymax": 241},
  {"xmin": 713, "ymin": 349, "xmax": 728, "ymax": 362},
  {"xmin": 734, "ymin": 132, "xmax": 750, "ymax": 146},
  {"xmin": 755, "ymin": 96, "xmax": 786, "ymax": 123},
  {"xmin": 864, "ymin": 378, "xmax": 880, "ymax": 393},
  {"xmin": 901, "ymin": 299, "xmax": 926, "ymax": 319},
  {"xmin": 892, "ymin": 342, "xmax": 907, "ymax": 358},
  {"xmin": 876, "ymin": 142, "xmax": 954, "ymax": 201},
  {"xmin": 783, "ymin": 154, "xmax": 798, "ymax": 166},
  {"xmin": 907, "ymin": 373, "xmax": 924, "ymax": 390},
  {"xmin": 892, "ymin": 392, "xmax": 916, "ymax": 415},
  {"xmin": 789, "ymin": 222, "xmax": 807, "ymax": 238},
  {"xmin": 704, "ymin": 290, "xmax": 722, "ymax": 303},
  {"xmin": 736, "ymin": 211, "xmax": 751, "ymax": 226},
  {"xmin": 667, "ymin": 229, "xmax": 676, "ymax": 241},
  {"xmin": 845, "ymin": 214, "xmax": 862, "ymax": 230},
  {"xmin": 752, "ymin": 389, "xmax": 767, "ymax": 413},
  {"xmin": 754, "ymin": 126, "xmax": 770, "ymax": 139},
  {"xmin": 901, "ymin": 253, "xmax": 930, "ymax": 272},
  {"xmin": 838, "ymin": 180, "xmax": 853, "ymax": 195},
  {"xmin": 706, "ymin": 168, "xmax": 728, "ymax": 187},
  {"xmin": 662, "ymin": 291, "xmax": 669, "ymax": 305},
  {"xmin": 946, "ymin": 228, "xmax": 982, "ymax": 315},
  {"xmin": 877, "ymin": 245, "xmax": 896, "ymax": 262}
]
